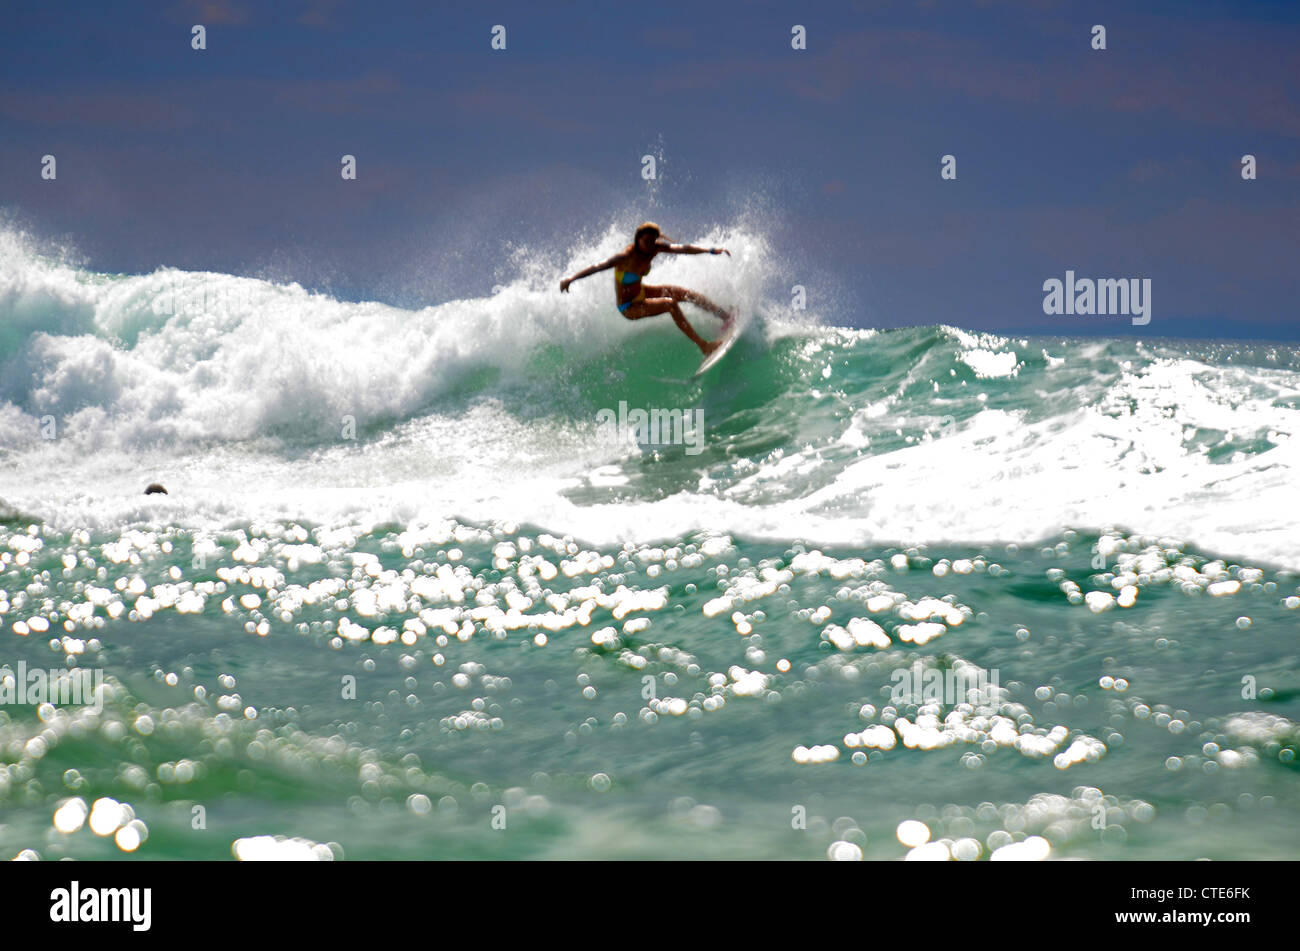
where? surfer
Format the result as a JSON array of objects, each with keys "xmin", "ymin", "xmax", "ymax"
[{"xmin": 559, "ymin": 222, "xmax": 732, "ymax": 355}]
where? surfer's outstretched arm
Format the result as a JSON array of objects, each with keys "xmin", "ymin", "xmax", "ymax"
[
  {"xmin": 559, "ymin": 255, "xmax": 617, "ymax": 292},
  {"xmin": 659, "ymin": 242, "xmax": 729, "ymax": 256}
]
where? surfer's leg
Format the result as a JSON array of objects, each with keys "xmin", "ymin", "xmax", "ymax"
[
  {"xmin": 668, "ymin": 303, "xmax": 718, "ymax": 354},
  {"xmin": 625, "ymin": 298, "xmax": 716, "ymax": 354},
  {"xmin": 645, "ymin": 284, "xmax": 730, "ymax": 322},
  {"xmin": 620, "ymin": 298, "xmax": 671, "ymax": 320}
]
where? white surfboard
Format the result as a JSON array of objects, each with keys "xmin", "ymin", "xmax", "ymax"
[{"xmin": 693, "ymin": 314, "xmax": 747, "ymax": 378}]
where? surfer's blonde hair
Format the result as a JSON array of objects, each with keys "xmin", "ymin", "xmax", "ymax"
[{"xmin": 633, "ymin": 222, "xmax": 661, "ymax": 244}]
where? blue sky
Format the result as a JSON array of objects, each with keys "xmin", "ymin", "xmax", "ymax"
[{"xmin": 2, "ymin": 0, "xmax": 1298, "ymax": 337}]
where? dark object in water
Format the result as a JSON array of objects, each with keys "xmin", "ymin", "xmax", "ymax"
[{"xmin": 144, "ymin": 483, "xmax": 168, "ymax": 495}]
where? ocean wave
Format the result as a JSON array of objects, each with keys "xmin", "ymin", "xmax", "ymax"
[{"xmin": 2, "ymin": 224, "xmax": 1299, "ymax": 566}]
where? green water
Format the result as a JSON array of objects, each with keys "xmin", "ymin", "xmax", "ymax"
[{"xmin": 2, "ymin": 520, "xmax": 1298, "ymax": 860}]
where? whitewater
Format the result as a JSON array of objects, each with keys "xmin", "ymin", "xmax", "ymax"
[
  {"xmin": 3, "ymin": 223, "xmax": 1299, "ymax": 565},
  {"xmin": 1, "ymin": 221, "xmax": 1298, "ymax": 860}
]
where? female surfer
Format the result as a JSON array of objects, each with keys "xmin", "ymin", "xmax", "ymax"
[{"xmin": 559, "ymin": 222, "xmax": 732, "ymax": 355}]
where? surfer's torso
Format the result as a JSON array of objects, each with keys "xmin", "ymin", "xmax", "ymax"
[{"xmin": 614, "ymin": 250, "xmax": 655, "ymax": 313}]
